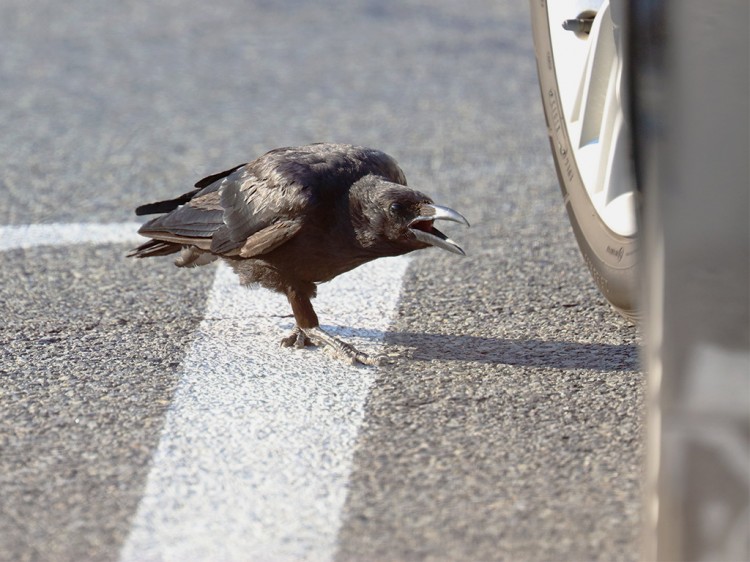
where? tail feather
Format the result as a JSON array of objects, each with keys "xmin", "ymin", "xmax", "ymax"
[
  {"xmin": 131, "ymin": 164, "xmax": 247, "ymax": 259},
  {"xmin": 135, "ymin": 189, "xmax": 200, "ymax": 216},
  {"xmin": 127, "ymin": 239, "xmax": 181, "ymax": 258},
  {"xmin": 194, "ymin": 163, "xmax": 246, "ymax": 188}
]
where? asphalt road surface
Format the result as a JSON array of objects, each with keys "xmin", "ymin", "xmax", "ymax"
[{"xmin": 1, "ymin": 1, "xmax": 643, "ymax": 561}]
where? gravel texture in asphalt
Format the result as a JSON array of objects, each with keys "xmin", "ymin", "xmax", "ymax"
[{"xmin": 1, "ymin": 1, "xmax": 643, "ymax": 560}]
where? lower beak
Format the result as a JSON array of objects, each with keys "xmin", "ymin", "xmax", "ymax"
[{"xmin": 408, "ymin": 204, "xmax": 470, "ymax": 256}]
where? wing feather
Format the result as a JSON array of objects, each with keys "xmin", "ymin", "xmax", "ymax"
[
  {"xmin": 194, "ymin": 163, "xmax": 246, "ymax": 188},
  {"xmin": 238, "ymin": 219, "xmax": 303, "ymax": 258},
  {"xmin": 132, "ymin": 143, "xmax": 408, "ymax": 259}
]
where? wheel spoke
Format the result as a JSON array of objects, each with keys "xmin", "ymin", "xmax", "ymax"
[
  {"xmin": 547, "ymin": 0, "xmax": 637, "ymax": 237},
  {"xmin": 577, "ymin": 3, "xmax": 615, "ymax": 152}
]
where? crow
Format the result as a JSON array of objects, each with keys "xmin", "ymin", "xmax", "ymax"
[{"xmin": 129, "ymin": 143, "xmax": 469, "ymax": 365}]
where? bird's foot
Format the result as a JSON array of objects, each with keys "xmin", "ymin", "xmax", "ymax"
[
  {"xmin": 280, "ymin": 326, "xmax": 312, "ymax": 348},
  {"xmin": 280, "ymin": 326, "xmax": 381, "ymax": 366}
]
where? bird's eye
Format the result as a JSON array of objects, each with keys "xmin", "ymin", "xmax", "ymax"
[{"xmin": 389, "ymin": 202, "xmax": 405, "ymax": 215}]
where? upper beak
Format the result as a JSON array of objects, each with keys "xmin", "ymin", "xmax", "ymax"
[{"xmin": 408, "ymin": 203, "xmax": 470, "ymax": 256}]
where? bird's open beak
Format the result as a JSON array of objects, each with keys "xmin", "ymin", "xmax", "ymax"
[{"xmin": 408, "ymin": 204, "xmax": 470, "ymax": 256}]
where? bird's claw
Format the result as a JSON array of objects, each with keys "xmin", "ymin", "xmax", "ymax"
[
  {"xmin": 280, "ymin": 327, "xmax": 311, "ymax": 348},
  {"xmin": 281, "ymin": 326, "xmax": 381, "ymax": 366}
]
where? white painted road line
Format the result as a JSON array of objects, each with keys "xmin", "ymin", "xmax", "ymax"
[
  {"xmin": 120, "ymin": 257, "xmax": 411, "ymax": 562},
  {"xmin": 0, "ymin": 222, "xmax": 143, "ymax": 250}
]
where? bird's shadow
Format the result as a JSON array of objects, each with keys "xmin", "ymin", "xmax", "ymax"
[{"xmin": 322, "ymin": 326, "xmax": 640, "ymax": 372}]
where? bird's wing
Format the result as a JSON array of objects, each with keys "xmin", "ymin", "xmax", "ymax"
[
  {"xmin": 137, "ymin": 186, "xmax": 228, "ymax": 250},
  {"xmin": 209, "ymin": 143, "xmax": 404, "ymax": 254},
  {"xmin": 137, "ymin": 153, "xmax": 314, "ymax": 256},
  {"xmin": 137, "ymin": 143, "xmax": 408, "ymax": 257},
  {"xmin": 208, "ymin": 161, "xmax": 314, "ymax": 254}
]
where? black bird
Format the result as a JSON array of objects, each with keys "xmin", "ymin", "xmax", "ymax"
[{"xmin": 129, "ymin": 143, "xmax": 469, "ymax": 365}]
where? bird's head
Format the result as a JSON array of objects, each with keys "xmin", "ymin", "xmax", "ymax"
[{"xmin": 350, "ymin": 176, "xmax": 469, "ymax": 257}]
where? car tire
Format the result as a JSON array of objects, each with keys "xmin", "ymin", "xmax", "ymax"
[{"xmin": 529, "ymin": 0, "xmax": 639, "ymax": 321}]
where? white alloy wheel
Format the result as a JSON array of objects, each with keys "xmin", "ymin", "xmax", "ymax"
[
  {"xmin": 530, "ymin": 0, "xmax": 639, "ymax": 319},
  {"xmin": 546, "ymin": 0, "xmax": 636, "ymax": 237}
]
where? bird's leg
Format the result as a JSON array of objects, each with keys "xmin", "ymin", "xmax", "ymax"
[
  {"xmin": 281, "ymin": 287, "xmax": 319, "ymax": 349},
  {"xmin": 282, "ymin": 287, "xmax": 379, "ymax": 366}
]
